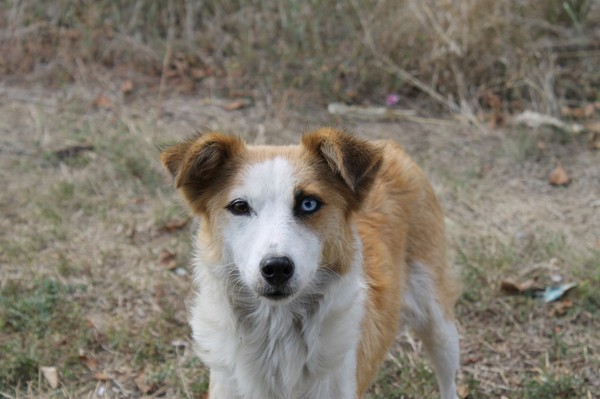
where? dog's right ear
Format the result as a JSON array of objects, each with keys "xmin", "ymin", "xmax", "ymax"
[{"xmin": 160, "ymin": 133, "xmax": 245, "ymax": 212}]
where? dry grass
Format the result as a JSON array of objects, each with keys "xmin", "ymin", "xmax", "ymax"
[
  {"xmin": 1, "ymin": 0, "xmax": 599, "ymax": 113},
  {"xmin": 0, "ymin": 81, "xmax": 598, "ymax": 398}
]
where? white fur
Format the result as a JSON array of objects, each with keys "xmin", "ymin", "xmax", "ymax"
[
  {"xmin": 402, "ymin": 262, "xmax": 460, "ymax": 399},
  {"xmin": 190, "ymin": 158, "xmax": 367, "ymax": 399},
  {"xmin": 223, "ymin": 157, "xmax": 322, "ymax": 302}
]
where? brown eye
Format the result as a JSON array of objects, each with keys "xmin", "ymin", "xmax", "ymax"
[{"xmin": 227, "ymin": 199, "xmax": 251, "ymax": 216}]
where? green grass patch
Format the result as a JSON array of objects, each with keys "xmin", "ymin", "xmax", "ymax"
[
  {"xmin": 456, "ymin": 236, "xmax": 518, "ymax": 303},
  {"xmin": 184, "ymin": 358, "xmax": 210, "ymax": 396},
  {"xmin": 0, "ymin": 340, "xmax": 39, "ymax": 392},
  {"xmin": 0, "ymin": 279, "xmax": 89, "ymax": 391},
  {"xmin": 523, "ymin": 374, "xmax": 585, "ymax": 398},
  {"xmin": 368, "ymin": 356, "xmax": 438, "ymax": 398},
  {"xmin": 572, "ymin": 251, "xmax": 600, "ymax": 314},
  {"xmin": 0, "ymin": 279, "xmax": 84, "ymax": 336}
]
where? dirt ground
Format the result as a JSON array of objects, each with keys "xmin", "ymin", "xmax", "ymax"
[{"xmin": 0, "ymin": 81, "xmax": 599, "ymax": 398}]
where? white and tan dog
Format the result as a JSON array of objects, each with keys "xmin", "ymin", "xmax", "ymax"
[{"xmin": 161, "ymin": 128, "xmax": 461, "ymax": 399}]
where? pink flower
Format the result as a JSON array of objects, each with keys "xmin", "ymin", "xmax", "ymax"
[{"xmin": 386, "ymin": 94, "xmax": 400, "ymax": 106}]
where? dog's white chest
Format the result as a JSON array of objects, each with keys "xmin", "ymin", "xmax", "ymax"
[{"xmin": 190, "ymin": 259, "xmax": 365, "ymax": 399}]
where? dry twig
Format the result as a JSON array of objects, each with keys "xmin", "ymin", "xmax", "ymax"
[{"xmin": 157, "ymin": 0, "xmax": 176, "ymax": 117}]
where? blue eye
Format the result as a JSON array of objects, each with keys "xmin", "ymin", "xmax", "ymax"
[{"xmin": 297, "ymin": 196, "xmax": 321, "ymax": 215}]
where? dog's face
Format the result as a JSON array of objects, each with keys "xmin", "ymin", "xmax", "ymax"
[{"xmin": 161, "ymin": 128, "xmax": 382, "ymax": 303}]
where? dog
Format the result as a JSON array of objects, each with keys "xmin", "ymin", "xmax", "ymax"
[{"xmin": 161, "ymin": 127, "xmax": 461, "ymax": 399}]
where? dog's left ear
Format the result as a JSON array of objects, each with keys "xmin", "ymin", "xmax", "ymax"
[{"xmin": 302, "ymin": 128, "xmax": 383, "ymax": 206}]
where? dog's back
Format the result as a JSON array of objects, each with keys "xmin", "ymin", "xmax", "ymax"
[{"xmin": 355, "ymin": 140, "xmax": 461, "ymax": 395}]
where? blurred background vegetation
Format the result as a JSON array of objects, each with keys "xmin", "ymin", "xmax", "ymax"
[{"xmin": 1, "ymin": 0, "xmax": 599, "ymax": 115}]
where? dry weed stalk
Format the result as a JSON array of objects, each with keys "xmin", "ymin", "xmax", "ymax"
[
  {"xmin": 0, "ymin": 0, "xmax": 598, "ymax": 116},
  {"xmin": 157, "ymin": 0, "xmax": 176, "ymax": 117}
]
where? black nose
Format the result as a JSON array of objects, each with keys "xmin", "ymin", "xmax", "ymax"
[{"xmin": 260, "ymin": 256, "xmax": 295, "ymax": 286}]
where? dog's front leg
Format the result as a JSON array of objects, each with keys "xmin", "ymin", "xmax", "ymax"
[
  {"xmin": 303, "ymin": 348, "xmax": 359, "ymax": 399},
  {"xmin": 208, "ymin": 371, "xmax": 239, "ymax": 399}
]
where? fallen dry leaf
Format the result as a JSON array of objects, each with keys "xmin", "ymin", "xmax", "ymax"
[
  {"xmin": 483, "ymin": 90, "xmax": 502, "ymax": 111},
  {"xmin": 79, "ymin": 355, "xmax": 98, "ymax": 370},
  {"xmin": 54, "ymin": 144, "xmax": 94, "ymax": 160},
  {"xmin": 486, "ymin": 112, "xmax": 505, "ymax": 129},
  {"xmin": 158, "ymin": 249, "xmax": 175, "ymax": 263},
  {"xmin": 41, "ymin": 366, "xmax": 59, "ymax": 389},
  {"xmin": 159, "ymin": 218, "xmax": 189, "ymax": 233},
  {"xmin": 585, "ymin": 121, "xmax": 600, "ymax": 134},
  {"xmin": 590, "ymin": 133, "xmax": 600, "ymax": 150},
  {"xmin": 462, "ymin": 354, "xmax": 481, "ymax": 365},
  {"xmin": 121, "ymin": 79, "xmax": 134, "ymax": 95},
  {"xmin": 500, "ymin": 278, "xmax": 536, "ymax": 294},
  {"xmin": 93, "ymin": 372, "xmax": 111, "ymax": 381},
  {"xmin": 135, "ymin": 372, "xmax": 155, "ymax": 394},
  {"xmin": 457, "ymin": 383, "xmax": 470, "ymax": 398},
  {"xmin": 191, "ymin": 67, "xmax": 213, "ymax": 80},
  {"xmin": 551, "ymin": 299, "xmax": 574, "ymax": 316},
  {"xmin": 158, "ymin": 249, "xmax": 177, "ymax": 270},
  {"xmin": 536, "ymin": 140, "xmax": 546, "ymax": 151},
  {"xmin": 479, "ymin": 162, "xmax": 492, "ymax": 177},
  {"xmin": 549, "ymin": 163, "xmax": 570, "ymax": 186},
  {"xmin": 94, "ymin": 94, "xmax": 112, "ymax": 108},
  {"xmin": 222, "ymin": 98, "xmax": 252, "ymax": 111},
  {"xmin": 561, "ymin": 104, "xmax": 595, "ymax": 119}
]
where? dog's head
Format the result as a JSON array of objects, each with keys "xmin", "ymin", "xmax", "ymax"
[{"xmin": 161, "ymin": 128, "xmax": 382, "ymax": 303}]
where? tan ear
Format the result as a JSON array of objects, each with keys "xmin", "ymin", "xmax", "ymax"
[
  {"xmin": 302, "ymin": 127, "xmax": 383, "ymax": 204},
  {"xmin": 160, "ymin": 132, "xmax": 245, "ymax": 211}
]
